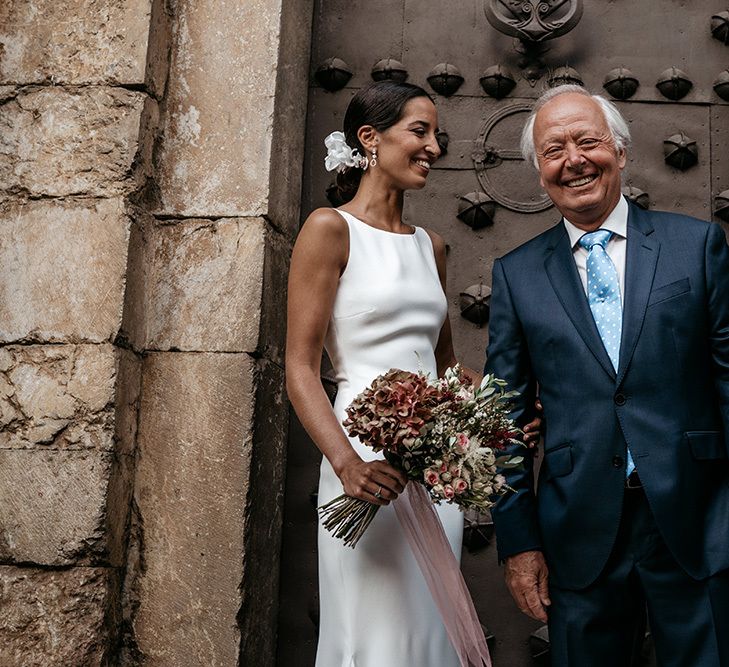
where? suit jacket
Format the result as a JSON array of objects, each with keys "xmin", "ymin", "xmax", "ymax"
[{"xmin": 486, "ymin": 199, "xmax": 729, "ymax": 590}]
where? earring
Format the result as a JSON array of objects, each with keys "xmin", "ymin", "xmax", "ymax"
[{"xmin": 370, "ymin": 147, "xmax": 378, "ymax": 167}]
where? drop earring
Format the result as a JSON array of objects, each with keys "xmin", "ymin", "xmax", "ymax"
[{"xmin": 370, "ymin": 146, "xmax": 378, "ymax": 168}]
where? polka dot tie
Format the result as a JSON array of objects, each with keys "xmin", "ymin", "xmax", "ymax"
[{"xmin": 578, "ymin": 229, "xmax": 635, "ymax": 477}]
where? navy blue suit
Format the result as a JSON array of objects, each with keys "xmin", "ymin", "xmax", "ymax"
[{"xmin": 486, "ymin": 200, "xmax": 729, "ymax": 666}]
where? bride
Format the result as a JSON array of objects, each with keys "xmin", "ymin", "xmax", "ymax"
[{"xmin": 286, "ymin": 81, "xmax": 540, "ymax": 667}]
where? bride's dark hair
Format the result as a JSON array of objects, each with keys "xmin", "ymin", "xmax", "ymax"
[{"xmin": 336, "ymin": 81, "xmax": 434, "ymax": 202}]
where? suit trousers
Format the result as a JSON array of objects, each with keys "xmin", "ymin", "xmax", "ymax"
[{"xmin": 547, "ymin": 487, "xmax": 729, "ymax": 667}]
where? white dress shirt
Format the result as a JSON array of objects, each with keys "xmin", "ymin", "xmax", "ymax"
[{"xmin": 563, "ymin": 195, "xmax": 628, "ymax": 303}]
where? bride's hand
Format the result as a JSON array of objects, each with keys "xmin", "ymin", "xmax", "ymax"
[
  {"xmin": 337, "ymin": 457, "xmax": 408, "ymax": 506},
  {"xmin": 522, "ymin": 399, "xmax": 544, "ymax": 453}
]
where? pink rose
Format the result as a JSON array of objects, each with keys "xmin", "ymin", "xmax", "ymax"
[
  {"xmin": 455, "ymin": 433, "xmax": 469, "ymax": 453},
  {"xmin": 443, "ymin": 484, "xmax": 455, "ymax": 499},
  {"xmin": 453, "ymin": 477, "xmax": 468, "ymax": 494},
  {"xmin": 424, "ymin": 469, "xmax": 440, "ymax": 486}
]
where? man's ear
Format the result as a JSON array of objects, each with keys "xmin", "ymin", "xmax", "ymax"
[
  {"xmin": 617, "ymin": 147, "xmax": 627, "ymax": 170},
  {"xmin": 357, "ymin": 125, "xmax": 378, "ymax": 152}
]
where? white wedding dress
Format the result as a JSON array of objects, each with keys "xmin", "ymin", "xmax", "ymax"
[{"xmin": 316, "ymin": 209, "xmax": 463, "ymax": 667}]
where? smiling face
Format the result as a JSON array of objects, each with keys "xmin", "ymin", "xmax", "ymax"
[
  {"xmin": 533, "ymin": 93, "xmax": 627, "ymax": 230},
  {"xmin": 364, "ymin": 96, "xmax": 441, "ymax": 191}
]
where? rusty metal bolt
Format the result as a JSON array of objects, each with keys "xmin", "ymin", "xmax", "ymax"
[
  {"xmin": 459, "ymin": 283, "xmax": 492, "ymax": 326},
  {"xmin": 479, "ymin": 64, "xmax": 517, "ymax": 99},
  {"xmin": 663, "ymin": 132, "xmax": 698, "ymax": 170},
  {"xmin": 435, "ymin": 129, "xmax": 450, "ymax": 156},
  {"xmin": 656, "ymin": 67, "xmax": 693, "ymax": 100},
  {"xmin": 622, "ymin": 186, "xmax": 650, "ymax": 210},
  {"xmin": 371, "ymin": 58, "xmax": 408, "ymax": 83},
  {"xmin": 314, "ymin": 57, "xmax": 353, "ymax": 92},
  {"xmin": 711, "ymin": 11, "xmax": 729, "ymax": 45},
  {"xmin": 714, "ymin": 190, "xmax": 729, "ymax": 222},
  {"xmin": 713, "ymin": 70, "xmax": 729, "ymax": 101},
  {"xmin": 427, "ymin": 63, "xmax": 464, "ymax": 97},
  {"xmin": 548, "ymin": 66, "xmax": 583, "ymax": 88},
  {"xmin": 457, "ymin": 192, "xmax": 496, "ymax": 230},
  {"xmin": 603, "ymin": 67, "xmax": 639, "ymax": 100},
  {"xmin": 530, "ymin": 624, "xmax": 550, "ymax": 662},
  {"xmin": 463, "ymin": 509, "xmax": 494, "ymax": 553}
]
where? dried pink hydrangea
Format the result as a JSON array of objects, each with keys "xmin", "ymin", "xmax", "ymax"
[{"xmin": 343, "ymin": 369, "xmax": 441, "ymax": 453}]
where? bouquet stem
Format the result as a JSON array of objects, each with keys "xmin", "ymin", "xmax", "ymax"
[{"xmin": 319, "ymin": 494, "xmax": 379, "ymax": 548}]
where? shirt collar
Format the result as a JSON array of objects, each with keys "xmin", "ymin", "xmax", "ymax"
[{"xmin": 563, "ymin": 195, "xmax": 629, "ymax": 250}]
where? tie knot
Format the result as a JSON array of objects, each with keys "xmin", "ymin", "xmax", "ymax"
[{"xmin": 579, "ymin": 229, "xmax": 613, "ymax": 251}]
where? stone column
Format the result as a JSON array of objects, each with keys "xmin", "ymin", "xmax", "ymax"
[
  {"xmin": 119, "ymin": 1, "xmax": 312, "ymax": 665},
  {"xmin": 0, "ymin": 1, "xmax": 155, "ymax": 665}
]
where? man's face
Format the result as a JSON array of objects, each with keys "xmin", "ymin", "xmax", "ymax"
[{"xmin": 533, "ymin": 93, "xmax": 626, "ymax": 231}]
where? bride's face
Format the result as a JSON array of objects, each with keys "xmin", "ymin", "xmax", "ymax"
[{"xmin": 375, "ymin": 97, "xmax": 441, "ymax": 191}]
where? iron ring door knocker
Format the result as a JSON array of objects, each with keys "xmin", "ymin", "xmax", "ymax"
[{"xmin": 472, "ymin": 103, "xmax": 553, "ymax": 214}]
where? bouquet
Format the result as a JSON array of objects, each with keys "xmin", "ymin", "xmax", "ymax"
[{"xmin": 319, "ymin": 365, "xmax": 524, "ymax": 547}]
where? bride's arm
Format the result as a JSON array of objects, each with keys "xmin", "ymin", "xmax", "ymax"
[
  {"xmin": 286, "ymin": 209, "xmax": 407, "ymax": 504},
  {"xmin": 424, "ymin": 228, "xmax": 478, "ymax": 381},
  {"xmin": 425, "ymin": 227, "xmax": 542, "ymax": 446}
]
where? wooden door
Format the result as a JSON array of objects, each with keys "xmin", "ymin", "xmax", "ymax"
[{"xmin": 278, "ymin": 3, "xmax": 729, "ymax": 664}]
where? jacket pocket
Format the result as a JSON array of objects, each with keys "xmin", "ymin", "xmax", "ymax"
[
  {"xmin": 647, "ymin": 277, "xmax": 690, "ymax": 307},
  {"xmin": 685, "ymin": 431, "xmax": 726, "ymax": 460},
  {"xmin": 543, "ymin": 443, "xmax": 573, "ymax": 480}
]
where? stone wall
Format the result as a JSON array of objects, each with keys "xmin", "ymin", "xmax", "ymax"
[
  {"xmin": 0, "ymin": 0, "xmax": 312, "ymax": 664},
  {"xmin": 0, "ymin": 1, "xmax": 153, "ymax": 664}
]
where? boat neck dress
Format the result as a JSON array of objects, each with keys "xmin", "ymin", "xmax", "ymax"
[{"xmin": 316, "ymin": 209, "xmax": 462, "ymax": 667}]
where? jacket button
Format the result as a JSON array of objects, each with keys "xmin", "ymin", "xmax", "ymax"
[
  {"xmin": 612, "ymin": 455, "xmax": 624, "ymax": 469},
  {"xmin": 614, "ymin": 393, "xmax": 627, "ymax": 406}
]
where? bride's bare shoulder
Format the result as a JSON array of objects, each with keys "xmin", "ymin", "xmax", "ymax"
[
  {"xmin": 300, "ymin": 207, "xmax": 349, "ymax": 239},
  {"xmin": 293, "ymin": 208, "xmax": 349, "ymax": 267}
]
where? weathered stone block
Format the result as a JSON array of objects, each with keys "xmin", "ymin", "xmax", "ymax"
[
  {"xmin": 121, "ymin": 216, "xmax": 288, "ymax": 358},
  {"xmin": 239, "ymin": 358, "xmax": 288, "ymax": 666},
  {"xmin": 0, "ymin": 84, "xmax": 17, "ymax": 102},
  {"xmin": 0, "ymin": 448, "xmax": 131, "ymax": 566},
  {"xmin": 0, "ymin": 86, "xmax": 145, "ymax": 198},
  {"xmin": 0, "ymin": 344, "xmax": 118, "ymax": 450},
  {"xmin": 260, "ymin": 226, "xmax": 291, "ymax": 365},
  {"xmin": 143, "ymin": 0, "xmax": 173, "ymax": 98},
  {"xmin": 0, "ymin": 566, "xmax": 119, "ymax": 667},
  {"xmin": 0, "ymin": 198, "xmax": 130, "ymax": 344},
  {"xmin": 114, "ymin": 347, "xmax": 142, "ymax": 458},
  {"xmin": 0, "ymin": 343, "xmax": 137, "ymax": 566},
  {"xmin": 155, "ymin": 0, "xmax": 311, "ymax": 221},
  {"xmin": 130, "ymin": 352, "xmax": 256, "ymax": 665},
  {"xmin": 0, "ymin": 0, "xmax": 153, "ymax": 85},
  {"xmin": 267, "ymin": 0, "xmax": 314, "ymax": 239}
]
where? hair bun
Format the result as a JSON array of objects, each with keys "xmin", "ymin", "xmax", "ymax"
[{"xmin": 335, "ymin": 167, "xmax": 362, "ymax": 203}]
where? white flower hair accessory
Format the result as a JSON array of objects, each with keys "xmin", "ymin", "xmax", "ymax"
[{"xmin": 324, "ymin": 131, "xmax": 368, "ymax": 173}]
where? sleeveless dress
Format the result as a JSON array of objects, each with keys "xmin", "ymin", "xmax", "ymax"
[{"xmin": 316, "ymin": 209, "xmax": 463, "ymax": 667}]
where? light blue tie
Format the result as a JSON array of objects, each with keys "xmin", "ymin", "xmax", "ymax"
[{"xmin": 578, "ymin": 229, "xmax": 635, "ymax": 477}]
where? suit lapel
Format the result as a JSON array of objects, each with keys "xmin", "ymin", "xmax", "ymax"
[
  {"xmin": 544, "ymin": 223, "xmax": 617, "ymax": 380},
  {"xmin": 617, "ymin": 204, "xmax": 660, "ymax": 384}
]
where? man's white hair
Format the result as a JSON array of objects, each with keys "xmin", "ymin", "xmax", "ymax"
[{"xmin": 520, "ymin": 84, "xmax": 631, "ymax": 169}]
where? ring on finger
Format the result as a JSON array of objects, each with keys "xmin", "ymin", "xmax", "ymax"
[{"xmin": 373, "ymin": 485, "xmax": 383, "ymax": 499}]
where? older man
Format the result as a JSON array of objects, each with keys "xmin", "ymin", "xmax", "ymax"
[{"xmin": 486, "ymin": 84, "xmax": 729, "ymax": 666}]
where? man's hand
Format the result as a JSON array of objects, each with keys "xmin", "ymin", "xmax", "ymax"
[{"xmin": 504, "ymin": 550, "xmax": 551, "ymax": 622}]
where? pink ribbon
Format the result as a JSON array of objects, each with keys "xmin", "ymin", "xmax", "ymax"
[{"xmin": 393, "ymin": 483, "xmax": 492, "ymax": 667}]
